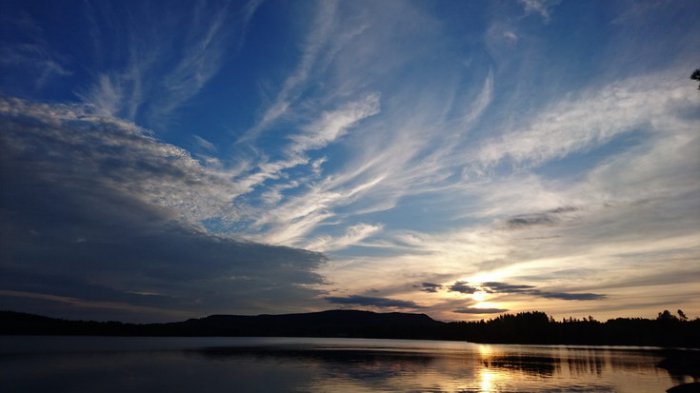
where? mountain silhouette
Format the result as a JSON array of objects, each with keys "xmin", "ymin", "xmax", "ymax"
[{"xmin": 1, "ymin": 309, "xmax": 698, "ymax": 347}]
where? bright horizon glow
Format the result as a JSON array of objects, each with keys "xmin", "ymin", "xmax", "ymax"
[{"xmin": 473, "ymin": 292, "xmax": 488, "ymax": 303}]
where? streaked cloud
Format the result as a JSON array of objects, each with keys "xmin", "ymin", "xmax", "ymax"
[
  {"xmin": 446, "ymin": 281, "xmax": 603, "ymax": 302},
  {"xmin": 471, "ymin": 72, "xmax": 694, "ymax": 172},
  {"xmin": 305, "ymin": 223, "xmax": 383, "ymax": 252},
  {"xmin": 79, "ymin": 0, "xmax": 262, "ymax": 124},
  {"xmin": 0, "ymin": 11, "xmax": 71, "ymax": 89},
  {"xmin": 480, "ymin": 282, "xmax": 605, "ymax": 301},
  {"xmin": 289, "ymin": 93, "xmax": 380, "ymax": 154},
  {"xmin": 421, "ymin": 283, "xmax": 442, "ymax": 293},
  {"xmin": 518, "ymin": 0, "xmax": 559, "ymax": 23},
  {"xmin": 242, "ymin": 0, "xmax": 339, "ymax": 141},
  {"xmin": 449, "ymin": 282, "xmax": 479, "ymax": 295},
  {"xmin": 325, "ymin": 295, "xmax": 423, "ymax": 309},
  {"xmin": 454, "ymin": 307, "xmax": 509, "ymax": 314}
]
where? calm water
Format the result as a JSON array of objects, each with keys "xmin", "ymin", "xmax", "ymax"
[{"xmin": 0, "ymin": 336, "xmax": 695, "ymax": 392}]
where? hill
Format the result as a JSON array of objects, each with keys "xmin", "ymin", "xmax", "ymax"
[
  {"xmin": 1, "ymin": 309, "xmax": 698, "ymax": 347},
  {"xmin": 0, "ymin": 309, "xmax": 444, "ymax": 339}
]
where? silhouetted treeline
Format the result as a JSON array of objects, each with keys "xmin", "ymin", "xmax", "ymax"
[
  {"xmin": 441, "ymin": 310, "xmax": 700, "ymax": 347},
  {"xmin": 1, "ymin": 309, "xmax": 698, "ymax": 348}
]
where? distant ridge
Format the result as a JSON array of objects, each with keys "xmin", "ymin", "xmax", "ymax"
[
  {"xmin": 1, "ymin": 309, "xmax": 699, "ymax": 348},
  {"xmin": 179, "ymin": 309, "xmax": 441, "ymax": 338},
  {"xmin": 0, "ymin": 310, "xmax": 444, "ymax": 340}
]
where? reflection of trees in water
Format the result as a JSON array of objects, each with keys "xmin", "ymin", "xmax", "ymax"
[
  {"xmin": 606, "ymin": 350, "xmax": 662, "ymax": 373},
  {"xmin": 481, "ymin": 355, "xmax": 558, "ymax": 376},
  {"xmin": 476, "ymin": 348, "xmax": 608, "ymax": 378},
  {"xmin": 557, "ymin": 349, "xmax": 670, "ymax": 377},
  {"xmin": 478, "ymin": 347, "xmax": 680, "ymax": 382},
  {"xmin": 564, "ymin": 349, "xmax": 606, "ymax": 376},
  {"xmin": 567, "ymin": 355, "xmax": 604, "ymax": 376},
  {"xmin": 657, "ymin": 350, "xmax": 700, "ymax": 386}
]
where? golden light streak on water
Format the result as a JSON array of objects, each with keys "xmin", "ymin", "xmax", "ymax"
[{"xmin": 479, "ymin": 368, "xmax": 496, "ymax": 392}]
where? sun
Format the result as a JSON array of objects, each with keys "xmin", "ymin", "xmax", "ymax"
[{"xmin": 473, "ymin": 291, "xmax": 488, "ymax": 302}]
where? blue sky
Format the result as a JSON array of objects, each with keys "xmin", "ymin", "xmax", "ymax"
[{"xmin": 1, "ymin": 0, "xmax": 699, "ymax": 322}]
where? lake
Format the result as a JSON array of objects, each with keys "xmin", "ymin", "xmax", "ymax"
[{"xmin": 0, "ymin": 336, "xmax": 695, "ymax": 392}]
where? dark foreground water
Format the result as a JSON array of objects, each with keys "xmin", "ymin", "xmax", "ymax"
[{"xmin": 0, "ymin": 336, "xmax": 696, "ymax": 392}]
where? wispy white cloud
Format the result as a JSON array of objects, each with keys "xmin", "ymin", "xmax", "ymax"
[
  {"xmin": 193, "ymin": 135, "xmax": 217, "ymax": 152},
  {"xmin": 459, "ymin": 70, "xmax": 494, "ymax": 131},
  {"xmin": 469, "ymin": 71, "xmax": 694, "ymax": 172},
  {"xmin": 152, "ymin": 0, "xmax": 242, "ymax": 123},
  {"xmin": 289, "ymin": 93, "xmax": 380, "ymax": 154},
  {"xmin": 79, "ymin": 0, "xmax": 263, "ymax": 125},
  {"xmin": 79, "ymin": 74, "xmax": 122, "ymax": 117},
  {"xmin": 226, "ymin": 91, "xmax": 382, "ymax": 245},
  {"xmin": 518, "ymin": 0, "xmax": 560, "ymax": 23},
  {"xmin": 238, "ymin": 60, "xmax": 497, "ymax": 249},
  {"xmin": 241, "ymin": 0, "xmax": 339, "ymax": 141},
  {"xmin": 305, "ymin": 223, "xmax": 383, "ymax": 252},
  {"xmin": 0, "ymin": 12, "xmax": 71, "ymax": 89}
]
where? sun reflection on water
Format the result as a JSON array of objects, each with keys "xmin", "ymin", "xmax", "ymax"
[
  {"xmin": 478, "ymin": 344, "xmax": 494, "ymax": 358},
  {"xmin": 479, "ymin": 368, "xmax": 495, "ymax": 392},
  {"xmin": 478, "ymin": 344, "xmax": 500, "ymax": 392}
]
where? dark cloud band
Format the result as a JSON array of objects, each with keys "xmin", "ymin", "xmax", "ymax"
[
  {"xmin": 448, "ymin": 280, "xmax": 604, "ymax": 301},
  {"xmin": 325, "ymin": 295, "xmax": 422, "ymax": 309},
  {"xmin": 0, "ymin": 99, "xmax": 327, "ymax": 322},
  {"xmin": 421, "ymin": 282, "xmax": 442, "ymax": 293},
  {"xmin": 453, "ymin": 307, "xmax": 509, "ymax": 314}
]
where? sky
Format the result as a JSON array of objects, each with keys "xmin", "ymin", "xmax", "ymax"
[{"xmin": 1, "ymin": 0, "xmax": 699, "ymax": 323}]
